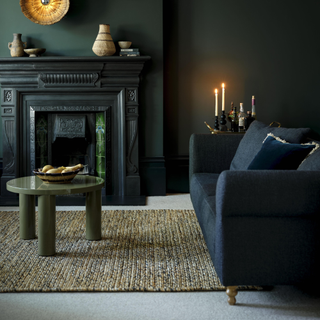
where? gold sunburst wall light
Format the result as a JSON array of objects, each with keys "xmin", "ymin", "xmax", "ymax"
[{"xmin": 20, "ymin": 0, "xmax": 70, "ymax": 25}]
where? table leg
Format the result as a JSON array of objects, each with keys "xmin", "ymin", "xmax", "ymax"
[
  {"xmin": 38, "ymin": 195, "xmax": 56, "ymax": 256},
  {"xmin": 19, "ymin": 194, "xmax": 35, "ymax": 239},
  {"xmin": 86, "ymin": 189, "xmax": 101, "ymax": 240}
]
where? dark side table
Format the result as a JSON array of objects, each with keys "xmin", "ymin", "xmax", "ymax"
[{"xmin": 6, "ymin": 175, "xmax": 104, "ymax": 256}]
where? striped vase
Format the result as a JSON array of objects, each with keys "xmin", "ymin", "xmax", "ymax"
[{"xmin": 92, "ymin": 24, "xmax": 116, "ymax": 56}]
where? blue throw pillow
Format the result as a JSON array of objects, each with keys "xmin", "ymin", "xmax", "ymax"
[
  {"xmin": 230, "ymin": 120, "xmax": 311, "ymax": 170},
  {"xmin": 247, "ymin": 133, "xmax": 319, "ymax": 170}
]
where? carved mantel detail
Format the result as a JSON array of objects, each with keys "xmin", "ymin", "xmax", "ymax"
[
  {"xmin": 3, "ymin": 120, "xmax": 15, "ymax": 175},
  {"xmin": 4, "ymin": 90, "xmax": 12, "ymax": 102},
  {"xmin": 127, "ymin": 118, "xmax": 138, "ymax": 174},
  {"xmin": 127, "ymin": 89, "xmax": 136, "ymax": 102},
  {"xmin": 39, "ymin": 73, "xmax": 99, "ymax": 87}
]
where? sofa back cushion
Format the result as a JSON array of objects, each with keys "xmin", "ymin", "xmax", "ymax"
[
  {"xmin": 230, "ymin": 120, "xmax": 311, "ymax": 170},
  {"xmin": 298, "ymin": 140, "xmax": 320, "ymax": 170}
]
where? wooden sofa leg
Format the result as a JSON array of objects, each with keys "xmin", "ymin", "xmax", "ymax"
[{"xmin": 226, "ymin": 286, "xmax": 238, "ymax": 305}]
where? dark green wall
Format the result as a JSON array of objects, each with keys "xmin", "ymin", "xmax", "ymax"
[
  {"xmin": 0, "ymin": 0, "xmax": 163, "ymax": 159},
  {"xmin": 164, "ymin": 0, "xmax": 320, "ymax": 156},
  {"xmin": 2, "ymin": 0, "xmax": 320, "ymax": 192}
]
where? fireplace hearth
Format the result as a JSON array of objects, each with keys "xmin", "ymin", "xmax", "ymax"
[{"xmin": 0, "ymin": 56, "xmax": 150, "ymax": 205}]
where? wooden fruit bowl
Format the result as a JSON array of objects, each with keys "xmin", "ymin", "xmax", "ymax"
[{"xmin": 33, "ymin": 167, "xmax": 82, "ymax": 184}]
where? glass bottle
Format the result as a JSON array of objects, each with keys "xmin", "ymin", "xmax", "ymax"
[
  {"xmin": 227, "ymin": 102, "xmax": 234, "ymax": 123},
  {"xmin": 245, "ymin": 111, "xmax": 254, "ymax": 131},
  {"xmin": 231, "ymin": 106, "xmax": 238, "ymax": 132},
  {"xmin": 238, "ymin": 103, "xmax": 246, "ymax": 132}
]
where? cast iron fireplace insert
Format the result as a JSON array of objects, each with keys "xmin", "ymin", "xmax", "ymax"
[{"xmin": 33, "ymin": 109, "xmax": 112, "ymax": 196}]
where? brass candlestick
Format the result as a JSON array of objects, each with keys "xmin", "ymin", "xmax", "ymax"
[{"xmin": 204, "ymin": 121, "xmax": 217, "ymax": 134}]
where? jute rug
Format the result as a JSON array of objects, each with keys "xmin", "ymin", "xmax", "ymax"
[{"xmin": 0, "ymin": 209, "xmax": 260, "ymax": 293}]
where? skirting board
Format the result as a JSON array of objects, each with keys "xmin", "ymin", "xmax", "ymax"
[
  {"xmin": 0, "ymin": 195, "xmax": 146, "ymax": 206},
  {"xmin": 139, "ymin": 156, "xmax": 166, "ymax": 196},
  {"xmin": 165, "ymin": 155, "xmax": 190, "ymax": 193},
  {"xmin": 140, "ymin": 155, "xmax": 190, "ymax": 195}
]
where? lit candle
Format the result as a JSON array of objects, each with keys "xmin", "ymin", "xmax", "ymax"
[
  {"xmin": 215, "ymin": 89, "xmax": 218, "ymax": 116},
  {"xmin": 252, "ymin": 95, "xmax": 256, "ymax": 119},
  {"xmin": 221, "ymin": 83, "xmax": 225, "ymax": 111}
]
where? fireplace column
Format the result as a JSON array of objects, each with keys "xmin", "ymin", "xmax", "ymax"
[
  {"xmin": 125, "ymin": 88, "xmax": 140, "ymax": 196},
  {"xmin": 1, "ymin": 88, "xmax": 16, "ymax": 196}
]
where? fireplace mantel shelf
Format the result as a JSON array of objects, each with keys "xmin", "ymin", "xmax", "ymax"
[
  {"xmin": 0, "ymin": 56, "xmax": 151, "ymax": 71},
  {"xmin": 0, "ymin": 55, "xmax": 150, "ymax": 206},
  {"xmin": 0, "ymin": 56, "xmax": 150, "ymax": 62},
  {"xmin": 0, "ymin": 56, "xmax": 151, "ymax": 87}
]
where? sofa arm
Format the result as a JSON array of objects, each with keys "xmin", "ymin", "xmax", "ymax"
[
  {"xmin": 216, "ymin": 170, "xmax": 320, "ymax": 217},
  {"xmin": 189, "ymin": 133, "xmax": 243, "ymax": 181}
]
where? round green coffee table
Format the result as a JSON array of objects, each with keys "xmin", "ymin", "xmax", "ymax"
[{"xmin": 6, "ymin": 175, "xmax": 104, "ymax": 256}]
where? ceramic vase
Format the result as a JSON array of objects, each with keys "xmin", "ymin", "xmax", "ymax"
[
  {"xmin": 8, "ymin": 33, "xmax": 27, "ymax": 57},
  {"xmin": 92, "ymin": 24, "xmax": 116, "ymax": 57}
]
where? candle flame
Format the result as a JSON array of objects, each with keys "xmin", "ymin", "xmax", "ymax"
[
  {"xmin": 222, "ymin": 83, "xmax": 225, "ymax": 88},
  {"xmin": 215, "ymin": 89, "xmax": 218, "ymax": 94}
]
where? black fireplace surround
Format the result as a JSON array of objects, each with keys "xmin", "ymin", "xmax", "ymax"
[{"xmin": 0, "ymin": 56, "xmax": 150, "ymax": 205}]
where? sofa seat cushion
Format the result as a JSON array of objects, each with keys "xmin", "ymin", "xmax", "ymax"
[
  {"xmin": 195, "ymin": 195, "xmax": 217, "ymax": 265},
  {"xmin": 190, "ymin": 173, "xmax": 219, "ymax": 266},
  {"xmin": 230, "ymin": 120, "xmax": 311, "ymax": 170},
  {"xmin": 190, "ymin": 173, "xmax": 220, "ymax": 211}
]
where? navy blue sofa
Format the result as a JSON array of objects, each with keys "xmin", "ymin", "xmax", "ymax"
[{"xmin": 189, "ymin": 121, "xmax": 320, "ymax": 305}]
